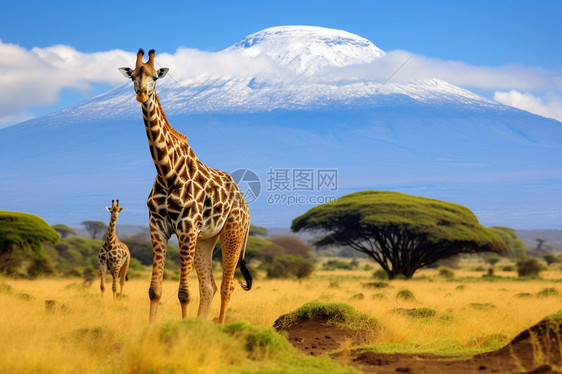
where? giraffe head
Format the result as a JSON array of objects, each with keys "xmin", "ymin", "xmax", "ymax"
[
  {"xmin": 106, "ymin": 199, "xmax": 124, "ymax": 220},
  {"xmin": 118, "ymin": 49, "xmax": 169, "ymax": 103}
]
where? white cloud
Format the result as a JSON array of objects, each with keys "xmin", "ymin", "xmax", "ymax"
[
  {"xmin": 1, "ymin": 40, "xmax": 561, "ymax": 126},
  {"xmin": 0, "ymin": 41, "xmax": 135, "ymax": 125},
  {"xmin": 331, "ymin": 50, "xmax": 562, "ymax": 92},
  {"xmin": 494, "ymin": 90, "xmax": 562, "ymax": 121}
]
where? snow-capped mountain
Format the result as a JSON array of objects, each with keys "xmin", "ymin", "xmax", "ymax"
[
  {"xmin": 226, "ymin": 26, "xmax": 385, "ymax": 73},
  {"xmin": 1, "ymin": 26, "xmax": 561, "ymax": 229},
  {"xmin": 49, "ymin": 26, "xmax": 497, "ymax": 121}
]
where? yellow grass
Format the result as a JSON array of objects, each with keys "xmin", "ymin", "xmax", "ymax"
[{"xmin": 1, "ymin": 264, "xmax": 561, "ymax": 372}]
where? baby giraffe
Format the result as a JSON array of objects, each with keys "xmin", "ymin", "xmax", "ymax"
[{"xmin": 98, "ymin": 200, "xmax": 131, "ymax": 299}]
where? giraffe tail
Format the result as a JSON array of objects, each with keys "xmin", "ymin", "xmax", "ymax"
[{"xmin": 238, "ymin": 226, "xmax": 252, "ymax": 291}]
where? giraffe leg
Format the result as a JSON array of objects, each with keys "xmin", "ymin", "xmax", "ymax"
[
  {"xmin": 111, "ymin": 268, "xmax": 119, "ymax": 301},
  {"xmin": 194, "ymin": 235, "xmax": 219, "ymax": 318},
  {"xmin": 119, "ymin": 256, "xmax": 130, "ymax": 297},
  {"xmin": 218, "ymin": 223, "xmax": 247, "ymax": 324},
  {"xmin": 98, "ymin": 262, "xmax": 106, "ymax": 298},
  {"xmin": 177, "ymin": 221, "xmax": 199, "ymax": 319},
  {"xmin": 148, "ymin": 222, "xmax": 168, "ymax": 323}
]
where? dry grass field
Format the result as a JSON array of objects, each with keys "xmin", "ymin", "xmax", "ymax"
[{"xmin": 1, "ymin": 261, "xmax": 561, "ymax": 373}]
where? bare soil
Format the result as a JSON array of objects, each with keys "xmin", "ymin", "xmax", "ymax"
[{"xmin": 275, "ymin": 315, "xmax": 562, "ymax": 373}]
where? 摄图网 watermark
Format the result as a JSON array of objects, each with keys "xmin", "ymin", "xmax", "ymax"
[{"xmin": 231, "ymin": 168, "xmax": 339, "ymax": 205}]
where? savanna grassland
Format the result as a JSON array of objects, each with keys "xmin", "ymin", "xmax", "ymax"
[{"xmin": 1, "ymin": 261, "xmax": 562, "ymax": 373}]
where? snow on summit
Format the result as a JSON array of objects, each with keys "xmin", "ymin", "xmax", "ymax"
[
  {"xmin": 51, "ymin": 25, "xmax": 499, "ymax": 120},
  {"xmin": 227, "ymin": 26, "xmax": 385, "ymax": 74}
]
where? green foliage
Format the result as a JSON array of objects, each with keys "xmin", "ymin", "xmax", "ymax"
[
  {"xmin": 484, "ymin": 254, "xmax": 501, "ymax": 267},
  {"xmin": 80, "ymin": 220, "xmax": 107, "ymax": 240},
  {"xmin": 222, "ymin": 321, "xmax": 292, "ymax": 360},
  {"xmin": 373, "ymin": 268, "xmax": 389, "ymax": 280},
  {"xmin": 469, "ymin": 303, "xmax": 496, "ymax": 311},
  {"xmin": 122, "ymin": 235, "xmax": 180, "ymax": 271},
  {"xmin": 152, "ymin": 319, "xmax": 357, "ymax": 373},
  {"xmin": 542, "ymin": 253, "xmax": 559, "ymax": 266},
  {"xmin": 396, "ymin": 289, "xmax": 415, "ymax": 300},
  {"xmin": 395, "ymin": 307, "xmax": 437, "ymax": 318},
  {"xmin": 265, "ymin": 254, "xmax": 315, "ymax": 279},
  {"xmin": 438, "ymin": 266, "xmax": 455, "ymax": 279},
  {"xmin": 0, "ymin": 282, "xmax": 13, "ymax": 294},
  {"xmin": 516, "ymin": 257, "xmax": 545, "ymax": 277},
  {"xmin": 489, "ymin": 226, "xmax": 526, "ymax": 258},
  {"xmin": 501, "ymin": 265, "xmax": 515, "ymax": 271},
  {"xmin": 269, "ymin": 236, "xmax": 313, "ymax": 258},
  {"xmin": 274, "ymin": 301, "xmax": 378, "ymax": 330},
  {"xmin": 536, "ymin": 288, "xmax": 559, "ymax": 297},
  {"xmin": 292, "ymin": 190, "xmax": 507, "ymax": 279},
  {"xmin": 51, "ymin": 224, "xmax": 76, "ymax": 238},
  {"xmin": 245, "ymin": 236, "xmax": 278, "ymax": 262},
  {"xmin": 322, "ymin": 259, "xmax": 359, "ymax": 270},
  {"xmin": 0, "ymin": 211, "xmax": 60, "ymax": 276},
  {"xmin": 249, "ymin": 225, "xmax": 268, "ymax": 237},
  {"xmin": 53, "ymin": 236, "xmax": 103, "ymax": 272}
]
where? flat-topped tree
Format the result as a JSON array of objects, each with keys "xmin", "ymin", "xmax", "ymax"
[{"xmin": 291, "ymin": 190, "xmax": 507, "ymax": 279}]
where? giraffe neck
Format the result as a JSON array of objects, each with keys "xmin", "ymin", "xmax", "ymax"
[
  {"xmin": 141, "ymin": 93, "xmax": 196, "ymax": 183},
  {"xmin": 105, "ymin": 216, "xmax": 117, "ymax": 244}
]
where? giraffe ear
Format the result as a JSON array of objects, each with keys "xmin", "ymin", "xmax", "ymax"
[
  {"xmin": 157, "ymin": 68, "xmax": 169, "ymax": 79},
  {"xmin": 106, "ymin": 207, "xmax": 112, "ymax": 212},
  {"xmin": 118, "ymin": 207, "xmax": 124, "ymax": 213},
  {"xmin": 118, "ymin": 67, "xmax": 133, "ymax": 79}
]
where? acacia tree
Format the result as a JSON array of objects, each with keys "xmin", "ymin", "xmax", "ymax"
[
  {"xmin": 0, "ymin": 211, "xmax": 59, "ymax": 276},
  {"xmin": 489, "ymin": 226, "xmax": 526, "ymax": 258},
  {"xmin": 81, "ymin": 220, "xmax": 107, "ymax": 240},
  {"xmin": 291, "ymin": 191, "xmax": 507, "ymax": 279},
  {"xmin": 52, "ymin": 224, "xmax": 77, "ymax": 238}
]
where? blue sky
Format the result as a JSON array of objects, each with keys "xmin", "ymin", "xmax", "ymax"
[{"xmin": 1, "ymin": 0, "xmax": 561, "ymax": 125}]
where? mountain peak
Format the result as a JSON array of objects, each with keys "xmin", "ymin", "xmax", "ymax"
[{"xmin": 226, "ymin": 25, "xmax": 385, "ymax": 74}]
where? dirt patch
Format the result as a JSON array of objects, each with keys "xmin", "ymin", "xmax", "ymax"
[
  {"xmin": 274, "ymin": 317, "xmax": 372, "ymax": 356},
  {"xmin": 277, "ymin": 314, "xmax": 562, "ymax": 373}
]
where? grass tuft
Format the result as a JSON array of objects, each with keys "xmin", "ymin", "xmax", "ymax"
[
  {"xmin": 396, "ymin": 288, "xmax": 415, "ymax": 300},
  {"xmin": 536, "ymin": 288, "xmax": 559, "ymax": 297},
  {"xmin": 273, "ymin": 301, "xmax": 379, "ymax": 330}
]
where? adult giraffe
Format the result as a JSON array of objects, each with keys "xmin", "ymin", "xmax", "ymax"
[{"xmin": 118, "ymin": 49, "xmax": 252, "ymax": 323}]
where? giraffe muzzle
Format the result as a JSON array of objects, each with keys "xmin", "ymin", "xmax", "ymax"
[{"xmin": 136, "ymin": 94, "xmax": 149, "ymax": 103}]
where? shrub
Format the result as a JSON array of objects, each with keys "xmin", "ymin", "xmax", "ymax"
[
  {"xmin": 373, "ymin": 269, "xmax": 389, "ymax": 280},
  {"xmin": 265, "ymin": 254, "xmax": 314, "ymax": 279},
  {"xmin": 396, "ymin": 289, "xmax": 415, "ymax": 301},
  {"xmin": 273, "ymin": 301, "xmax": 378, "ymax": 330},
  {"xmin": 349, "ymin": 293, "xmax": 364, "ymax": 300},
  {"xmin": 469, "ymin": 303, "xmax": 496, "ymax": 311},
  {"xmin": 438, "ymin": 266, "xmax": 455, "ymax": 279},
  {"xmin": 501, "ymin": 265, "xmax": 515, "ymax": 271},
  {"xmin": 322, "ymin": 259, "xmax": 358, "ymax": 271},
  {"xmin": 536, "ymin": 288, "xmax": 559, "ymax": 297},
  {"xmin": 516, "ymin": 257, "xmax": 545, "ymax": 277}
]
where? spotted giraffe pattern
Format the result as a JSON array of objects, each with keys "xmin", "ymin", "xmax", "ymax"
[
  {"xmin": 98, "ymin": 199, "xmax": 131, "ymax": 300},
  {"xmin": 118, "ymin": 49, "xmax": 252, "ymax": 323}
]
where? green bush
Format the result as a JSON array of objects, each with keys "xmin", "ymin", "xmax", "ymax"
[
  {"xmin": 373, "ymin": 269, "xmax": 389, "ymax": 280},
  {"xmin": 536, "ymin": 288, "xmax": 559, "ymax": 297},
  {"xmin": 396, "ymin": 288, "xmax": 415, "ymax": 300},
  {"xmin": 265, "ymin": 254, "xmax": 314, "ymax": 279},
  {"xmin": 516, "ymin": 257, "xmax": 545, "ymax": 277},
  {"xmin": 438, "ymin": 266, "xmax": 455, "ymax": 279},
  {"xmin": 273, "ymin": 301, "xmax": 378, "ymax": 330},
  {"xmin": 322, "ymin": 259, "xmax": 358, "ymax": 271}
]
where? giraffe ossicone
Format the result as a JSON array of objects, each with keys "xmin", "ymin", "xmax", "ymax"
[
  {"xmin": 98, "ymin": 199, "xmax": 131, "ymax": 300},
  {"xmin": 119, "ymin": 49, "xmax": 252, "ymax": 324}
]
